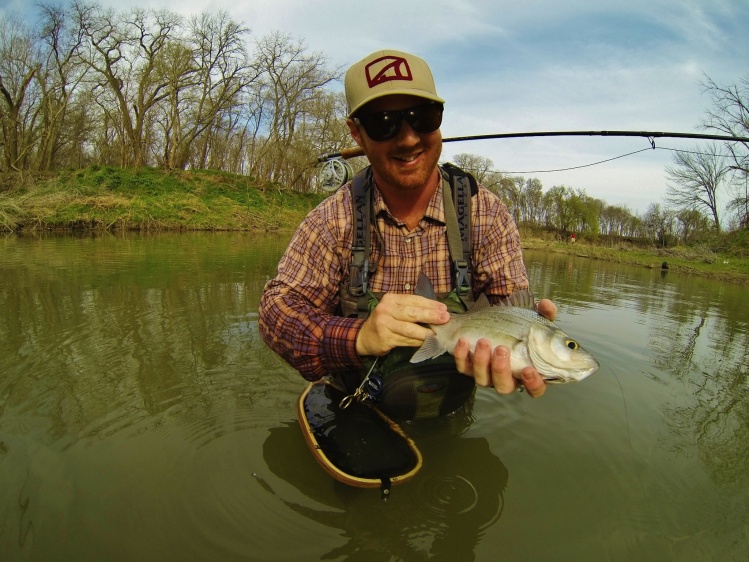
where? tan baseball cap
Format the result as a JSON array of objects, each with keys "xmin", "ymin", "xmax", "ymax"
[{"xmin": 345, "ymin": 49, "xmax": 445, "ymax": 117}]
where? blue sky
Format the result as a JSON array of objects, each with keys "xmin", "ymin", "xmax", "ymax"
[{"xmin": 3, "ymin": 0, "xmax": 748, "ymax": 213}]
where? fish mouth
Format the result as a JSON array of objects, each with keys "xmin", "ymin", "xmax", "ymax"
[{"xmin": 541, "ymin": 364, "xmax": 599, "ymax": 384}]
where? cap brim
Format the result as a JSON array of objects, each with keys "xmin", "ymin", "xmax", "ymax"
[{"xmin": 348, "ymin": 90, "xmax": 445, "ymax": 117}]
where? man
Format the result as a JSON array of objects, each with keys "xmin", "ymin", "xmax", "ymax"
[{"xmin": 258, "ymin": 49, "xmax": 556, "ymax": 411}]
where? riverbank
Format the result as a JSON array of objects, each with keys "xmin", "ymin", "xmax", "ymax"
[
  {"xmin": 2, "ymin": 166, "xmax": 748, "ymax": 284},
  {"xmin": 520, "ymin": 236, "xmax": 749, "ymax": 284}
]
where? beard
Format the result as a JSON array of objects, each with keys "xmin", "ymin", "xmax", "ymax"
[{"xmin": 374, "ymin": 139, "xmax": 443, "ymax": 193}]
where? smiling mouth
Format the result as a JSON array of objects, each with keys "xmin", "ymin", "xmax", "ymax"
[{"xmin": 395, "ymin": 153, "xmax": 420, "ymax": 163}]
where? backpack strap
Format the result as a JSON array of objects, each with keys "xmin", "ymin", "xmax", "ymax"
[
  {"xmin": 441, "ymin": 163, "xmax": 477, "ymax": 296},
  {"xmin": 348, "ymin": 167, "xmax": 373, "ymax": 318}
]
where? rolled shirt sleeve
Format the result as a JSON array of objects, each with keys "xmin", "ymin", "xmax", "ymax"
[{"xmin": 258, "ymin": 187, "xmax": 365, "ymax": 380}]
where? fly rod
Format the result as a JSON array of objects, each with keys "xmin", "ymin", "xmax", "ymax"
[
  {"xmin": 317, "ymin": 129, "xmax": 749, "ymax": 163},
  {"xmin": 315, "ymin": 129, "xmax": 749, "ymax": 191}
]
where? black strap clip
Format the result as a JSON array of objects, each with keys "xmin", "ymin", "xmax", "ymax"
[{"xmin": 454, "ymin": 259, "xmax": 470, "ymax": 295}]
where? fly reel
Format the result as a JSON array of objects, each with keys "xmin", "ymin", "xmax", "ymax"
[{"xmin": 317, "ymin": 157, "xmax": 354, "ymax": 192}]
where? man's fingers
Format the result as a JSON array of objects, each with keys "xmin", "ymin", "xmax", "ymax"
[
  {"xmin": 453, "ymin": 339, "xmax": 548, "ymax": 398},
  {"xmin": 519, "ymin": 367, "xmax": 547, "ymax": 398},
  {"xmin": 453, "ymin": 337, "xmax": 472, "ymax": 374},
  {"xmin": 471, "ymin": 339, "xmax": 493, "ymax": 387},
  {"xmin": 489, "ymin": 345, "xmax": 515, "ymax": 394},
  {"xmin": 356, "ymin": 299, "xmax": 443, "ymax": 356},
  {"xmin": 537, "ymin": 298, "xmax": 557, "ymax": 321},
  {"xmin": 380, "ymin": 294, "xmax": 449, "ymax": 325}
]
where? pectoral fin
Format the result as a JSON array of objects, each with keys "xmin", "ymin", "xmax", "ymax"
[{"xmin": 409, "ymin": 333, "xmax": 446, "ymax": 363}]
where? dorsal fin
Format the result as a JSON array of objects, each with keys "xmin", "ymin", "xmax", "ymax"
[
  {"xmin": 493, "ymin": 288, "xmax": 536, "ymax": 310},
  {"xmin": 414, "ymin": 273, "xmax": 437, "ymax": 300},
  {"xmin": 471, "ymin": 292, "xmax": 491, "ymax": 312}
]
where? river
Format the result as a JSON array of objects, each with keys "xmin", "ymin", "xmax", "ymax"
[{"xmin": 1, "ymin": 232, "xmax": 747, "ymax": 561}]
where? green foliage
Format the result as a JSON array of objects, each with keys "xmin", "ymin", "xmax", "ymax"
[
  {"xmin": 723, "ymin": 228, "xmax": 749, "ymax": 258},
  {"xmin": 521, "ymin": 230, "xmax": 749, "ymax": 283}
]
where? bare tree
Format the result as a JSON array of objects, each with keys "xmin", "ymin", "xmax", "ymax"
[
  {"xmin": 642, "ymin": 203, "xmax": 675, "ymax": 246},
  {"xmin": 543, "ymin": 186, "xmax": 574, "ymax": 232},
  {"xmin": 665, "ymin": 144, "xmax": 732, "ymax": 233},
  {"xmin": 250, "ymin": 32, "xmax": 340, "ymax": 188},
  {"xmin": 601, "ymin": 204, "xmax": 634, "ymax": 236},
  {"xmin": 74, "ymin": 2, "xmax": 180, "ymax": 167},
  {"xmin": 291, "ymin": 90, "xmax": 352, "ymax": 190},
  {"xmin": 450, "ymin": 152, "xmax": 493, "ymax": 183},
  {"xmin": 497, "ymin": 175, "xmax": 524, "ymax": 223},
  {"xmin": 0, "ymin": 15, "xmax": 39, "ymax": 171},
  {"xmin": 163, "ymin": 11, "xmax": 257, "ymax": 170},
  {"xmin": 727, "ymin": 171, "xmax": 749, "ymax": 229},
  {"xmin": 701, "ymin": 74, "xmax": 749, "ymax": 177},
  {"xmin": 35, "ymin": 3, "xmax": 89, "ymax": 170},
  {"xmin": 523, "ymin": 178, "xmax": 544, "ymax": 225},
  {"xmin": 675, "ymin": 209, "xmax": 711, "ymax": 243}
]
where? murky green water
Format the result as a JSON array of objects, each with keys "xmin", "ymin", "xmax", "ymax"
[{"xmin": 1, "ymin": 232, "xmax": 747, "ymax": 561}]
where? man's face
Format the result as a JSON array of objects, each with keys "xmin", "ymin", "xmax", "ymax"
[{"xmin": 347, "ymin": 94, "xmax": 442, "ymax": 193}]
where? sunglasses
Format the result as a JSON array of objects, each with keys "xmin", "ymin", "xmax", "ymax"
[{"xmin": 354, "ymin": 102, "xmax": 444, "ymax": 142}]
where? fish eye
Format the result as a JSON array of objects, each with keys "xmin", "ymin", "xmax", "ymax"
[{"xmin": 565, "ymin": 339, "xmax": 579, "ymax": 350}]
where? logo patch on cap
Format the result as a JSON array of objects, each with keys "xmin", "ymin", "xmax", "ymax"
[{"xmin": 365, "ymin": 56, "xmax": 413, "ymax": 89}]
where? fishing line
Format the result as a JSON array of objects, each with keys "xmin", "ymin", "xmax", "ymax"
[
  {"xmin": 484, "ymin": 144, "xmax": 740, "ymax": 175},
  {"xmin": 653, "ymin": 146, "xmax": 740, "ymax": 159},
  {"xmin": 504, "ymin": 147, "xmax": 653, "ymax": 174},
  {"xmin": 608, "ymin": 365, "xmax": 653, "ymax": 511},
  {"xmin": 609, "ymin": 366, "xmax": 635, "ymax": 462}
]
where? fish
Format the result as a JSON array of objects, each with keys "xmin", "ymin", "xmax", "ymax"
[{"xmin": 410, "ymin": 274, "xmax": 599, "ymax": 383}]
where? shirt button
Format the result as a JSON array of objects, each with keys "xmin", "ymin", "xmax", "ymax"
[
  {"xmin": 405, "ymin": 237, "xmax": 412, "ymax": 243},
  {"xmin": 404, "ymin": 283, "xmax": 411, "ymax": 291}
]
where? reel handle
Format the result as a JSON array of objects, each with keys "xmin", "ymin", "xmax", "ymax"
[{"xmin": 340, "ymin": 146, "xmax": 365, "ymax": 160}]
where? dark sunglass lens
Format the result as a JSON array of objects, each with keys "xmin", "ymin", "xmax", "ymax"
[
  {"xmin": 407, "ymin": 104, "xmax": 443, "ymax": 134},
  {"xmin": 360, "ymin": 112, "xmax": 400, "ymax": 141}
]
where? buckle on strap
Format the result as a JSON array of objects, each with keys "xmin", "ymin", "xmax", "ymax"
[
  {"xmin": 348, "ymin": 260, "xmax": 369, "ymax": 297},
  {"xmin": 454, "ymin": 259, "xmax": 470, "ymax": 295}
]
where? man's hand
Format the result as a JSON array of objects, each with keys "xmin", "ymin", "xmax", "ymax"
[
  {"xmin": 355, "ymin": 293, "xmax": 450, "ymax": 357},
  {"xmin": 452, "ymin": 297, "xmax": 558, "ymax": 399}
]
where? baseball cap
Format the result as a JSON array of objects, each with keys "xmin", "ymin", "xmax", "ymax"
[{"xmin": 345, "ymin": 50, "xmax": 445, "ymax": 117}]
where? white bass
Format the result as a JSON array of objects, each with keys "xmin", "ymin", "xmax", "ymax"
[{"xmin": 410, "ymin": 275, "xmax": 599, "ymax": 383}]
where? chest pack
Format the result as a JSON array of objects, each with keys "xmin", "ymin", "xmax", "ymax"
[{"xmin": 335, "ymin": 164, "xmax": 481, "ymax": 420}]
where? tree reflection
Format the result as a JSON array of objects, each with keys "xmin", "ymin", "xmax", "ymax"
[
  {"xmin": 525, "ymin": 248, "xmax": 749, "ymax": 486},
  {"xmin": 647, "ymin": 286, "xmax": 749, "ymax": 485}
]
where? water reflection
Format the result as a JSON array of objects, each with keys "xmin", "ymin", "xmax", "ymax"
[
  {"xmin": 525, "ymin": 249, "xmax": 749, "ymax": 487},
  {"xmin": 263, "ymin": 420, "xmax": 506, "ymax": 560},
  {"xmin": 0, "ymin": 235, "xmax": 747, "ymax": 560}
]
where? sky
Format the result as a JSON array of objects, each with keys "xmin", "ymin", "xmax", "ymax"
[{"xmin": 3, "ymin": 0, "xmax": 748, "ymax": 214}]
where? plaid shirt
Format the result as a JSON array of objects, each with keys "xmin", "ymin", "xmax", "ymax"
[{"xmin": 258, "ymin": 173, "xmax": 530, "ymax": 381}]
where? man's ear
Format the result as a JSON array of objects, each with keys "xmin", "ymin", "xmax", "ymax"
[{"xmin": 346, "ymin": 119, "xmax": 365, "ymax": 148}]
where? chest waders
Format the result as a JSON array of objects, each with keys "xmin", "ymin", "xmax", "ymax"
[{"xmin": 336, "ymin": 164, "xmax": 479, "ymax": 420}]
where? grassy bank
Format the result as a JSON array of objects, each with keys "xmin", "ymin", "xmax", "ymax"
[
  {"xmin": 0, "ymin": 166, "xmax": 324, "ymax": 232},
  {"xmin": 2, "ymin": 166, "xmax": 748, "ymax": 283}
]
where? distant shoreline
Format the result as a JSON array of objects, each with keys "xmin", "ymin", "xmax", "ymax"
[{"xmin": 2, "ymin": 167, "xmax": 747, "ymax": 284}]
